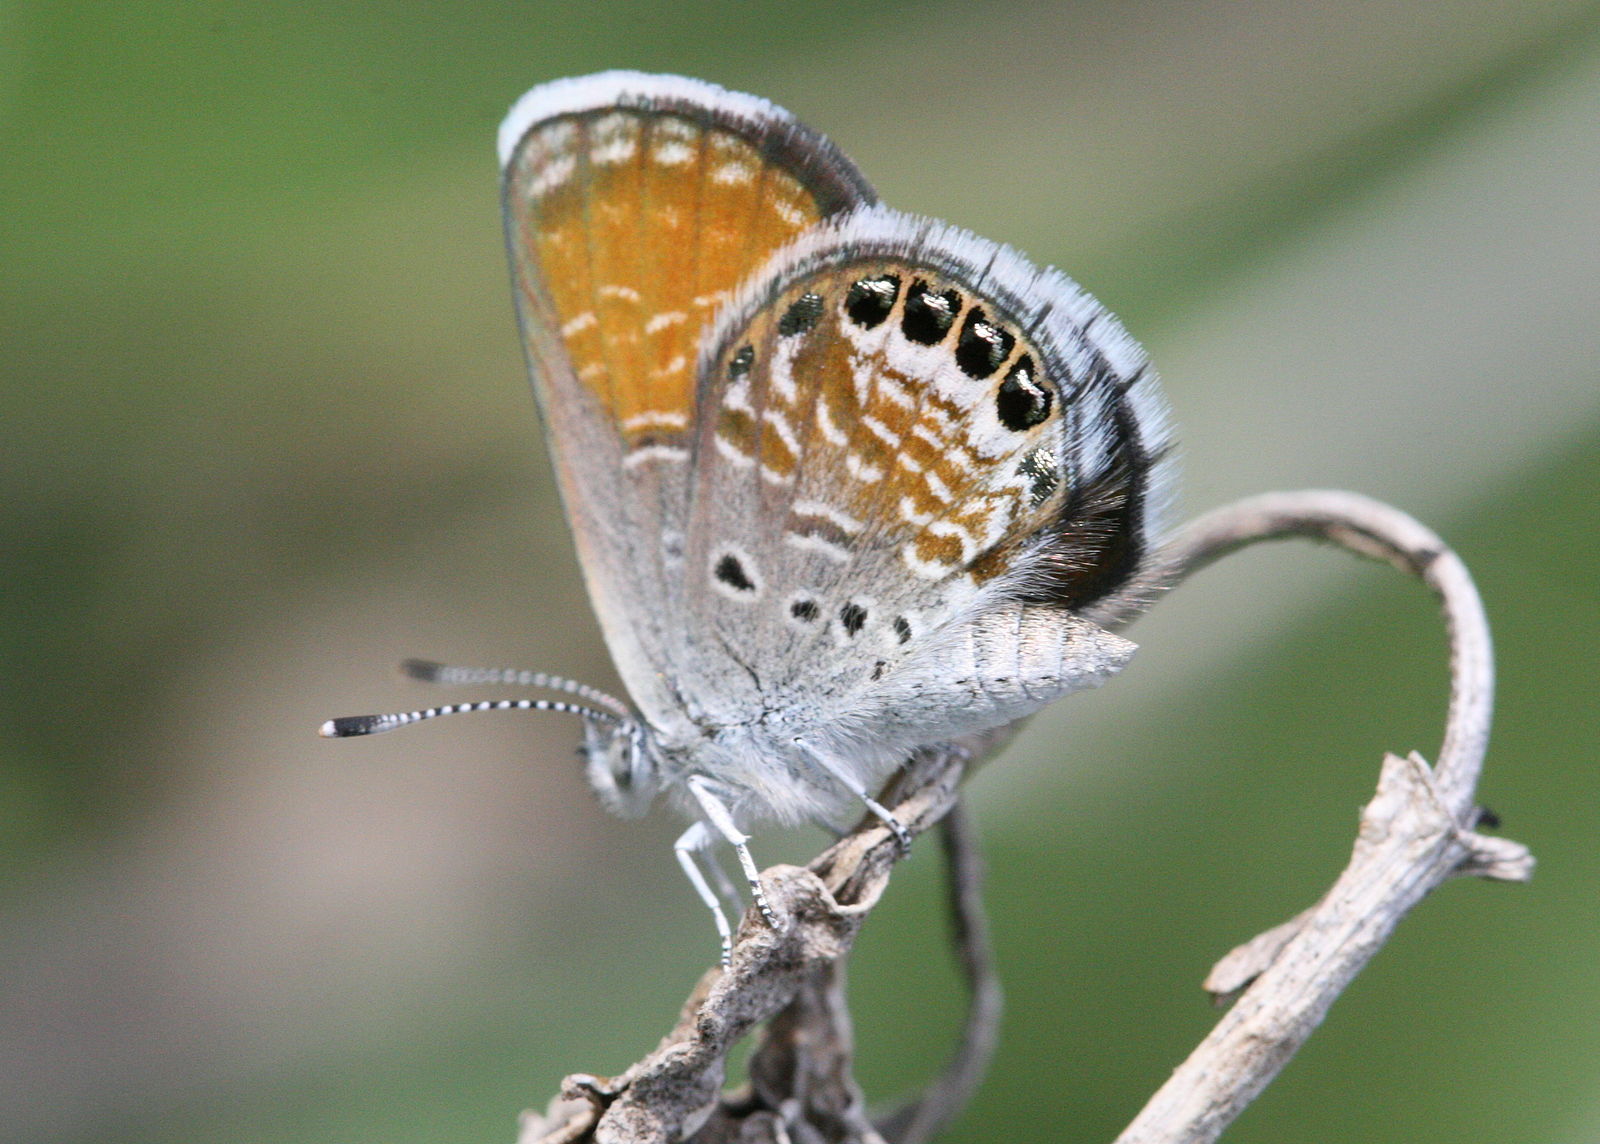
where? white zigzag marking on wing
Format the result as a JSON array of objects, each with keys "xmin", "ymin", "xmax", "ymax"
[
  {"xmin": 791, "ymin": 501, "xmax": 864, "ymax": 534},
  {"xmin": 715, "ymin": 434, "xmax": 756, "ymax": 468},
  {"xmin": 622, "ymin": 410, "xmax": 689, "ymax": 431},
  {"xmin": 623, "ymin": 445, "xmax": 690, "ymax": 469},
  {"xmin": 561, "ymin": 311, "xmax": 597, "ymax": 336},
  {"xmin": 645, "ymin": 310, "xmax": 688, "ymax": 334},
  {"xmin": 846, "ymin": 454, "xmax": 884, "ymax": 482},
  {"xmin": 785, "ymin": 532, "xmax": 851, "ymax": 563}
]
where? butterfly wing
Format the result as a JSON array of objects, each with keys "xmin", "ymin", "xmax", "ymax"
[
  {"xmin": 499, "ymin": 72, "xmax": 875, "ymax": 729},
  {"xmin": 676, "ymin": 207, "xmax": 1172, "ymax": 760}
]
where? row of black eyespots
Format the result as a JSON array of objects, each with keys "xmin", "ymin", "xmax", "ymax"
[
  {"xmin": 764, "ymin": 274, "xmax": 1012, "ymax": 369},
  {"xmin": 1017, "ymin": 446, "xmax": 1061, "ymax": 507},
  {"xmin": 724, "ymin": 291, "xmax": 829, "ymax": 382},
  {"xmin": 735, "ymin": 276, "xmax": 1051, "ymax": 434},
  {"xmin": 777, "ymin": 292, "xmax": 825, "ymax": 336},
  {"xmin": 997, "ymin": 354, "xmax": 1052, "ymax": 431},
  {"xmin": 787, "ymin": 596, "xmax": 914, "ymax": 645},
  {"xmin": 956, "ymin": 307, "xmax": 1016, "ymax": 378},
  {"xmin": 902, "ymin": 280, "xmax": 962, "ymax": 345},
  {"xmin": 845, "ymin": 274, "xmax": 900, "ymax": 328}
]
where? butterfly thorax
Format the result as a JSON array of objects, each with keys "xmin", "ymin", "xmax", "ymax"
[{"xmin": 579, "ymin": 704, "xmax": 853, "ymax": 827}]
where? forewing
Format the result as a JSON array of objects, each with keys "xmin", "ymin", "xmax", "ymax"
[
  {"xmin": 677, "ymin": 208, "xmax": 1172, "ymax": 734},
  {"xmin": 499, "ymin": 72, "xmax": 873, "ymax": 723}
]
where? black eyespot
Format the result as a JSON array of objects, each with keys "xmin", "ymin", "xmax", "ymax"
[
  {"xmin": 840, "ymin": 602, "xmax": 867, "ymax": 636},
  {"xmin": 778, "ymin": 292, "xmax": 825, "ymax": 336},
  {"xmin": 714, "ymin": 553, "xmax": 755, "ymax": 592},
  {"xmin": 729, "ymin": 344, "xmax": 754, "ymax": 379},
  {"xmin": 1018, "ymin": 447, "xmax": 1060, "ymax": 506},
  {"xmin": 845, "ymin": 274, "xmax": 900, "ymax": 328},
  {"xmin": 893, "ymin": 616, "xmax": 912, "ymax": 644},
  {"xmin": 790, "ymin": 598, "xmax": 819, "ymax": 622},
  {"xmin": 902, "ymin": 280, "xmax": 962, "ymax": 345},
  {"xmin": 996, "ymin": 355, "xmax": 1053, "ymax": 430},
  {"xmin": 955, "ymin": 307, "xmax": 1015, "ymax": 378}
]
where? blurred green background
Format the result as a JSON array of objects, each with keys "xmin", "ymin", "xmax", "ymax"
[{"xmin": 4, "ymin": 2, "xmax": 1598, "ymax": 1141}]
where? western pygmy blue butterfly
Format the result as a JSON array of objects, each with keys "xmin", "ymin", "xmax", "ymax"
[{"xmin": 323, "ymin": 72, "xmax": 1174, "ymax": 959}]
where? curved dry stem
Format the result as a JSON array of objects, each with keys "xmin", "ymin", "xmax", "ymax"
[
  {"xmin": 1098, "ymin": 491, "xmax": 1527, "ymax": 1144},
  {"xmin": 873, "ymin": 801, "xmax": 1003, "ymax": 1144},
  {"xmin": 1089, "ymin": 489, "xmax": 1493, "ymax": 814},
  {"xmin": 520, "ymin": 490, "xmax": 1526, "ymax": 1144}
]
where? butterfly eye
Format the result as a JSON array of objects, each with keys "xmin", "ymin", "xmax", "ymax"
[
  {"xmin": 902, "ymin": 280, "xmax": 962, "ymax": 344},
  {"xmin": 844, "ymin": 274, "xmax": 900, "ymax": 328},
  {"xmin": 996, "ymin": 354, "xmax": 1053, "ymax": 430},
  {"xmin": 955, "ymin": 307, "xmax": 1015, "ymax": 378},
  {"xmin": 728, "ymin": 344, "xmax": 755, "ymax": 379}
]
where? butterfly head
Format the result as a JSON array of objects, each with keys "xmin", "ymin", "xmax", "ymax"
[{"xmin": 581, "ymin": 715, "xmax": 660, "ymax": 818}]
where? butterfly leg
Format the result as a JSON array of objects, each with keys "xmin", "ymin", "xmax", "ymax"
[
  {"xmin": 702, "ymin": 841, "xmax": 748, "ymax": 928},
  {"xmin": 674, "ymin": 820, "xmax": 734, "ymax": 966},
  {"xmin": 683, "ymin": 821, "xmax": 750, "ymax": 939},
  {"xmin": 686, "ymin": 775, "xmax": 781, "ymax": 930},
  {"xmin": 798, "ymin": 741, "xmax": 912, "ymax": 853}
]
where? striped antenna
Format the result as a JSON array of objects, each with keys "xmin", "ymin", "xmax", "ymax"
[
  {"xmin": 319, "ymin": 697, "xmax": 625, "ymax": 739},
  {"xmin": 399, "ymin": 659, "xmax": 632, "ymax": 718}
]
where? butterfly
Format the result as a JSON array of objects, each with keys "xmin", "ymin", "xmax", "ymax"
[{"xmin": 324, "ymin": 72, "xmax": 1173, "ymax": 959}]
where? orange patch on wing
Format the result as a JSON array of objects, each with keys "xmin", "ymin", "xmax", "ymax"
[
  {"xmin": 759, "ymin": 417, "xmax": 799, "ymax": 478},
  {"xmin": 506, "ymin": 109, "xmax": 829, "ymax": 447},
  {"xmin": 716, "ymin": 407, "xmax": 759, "ymax": 459},
  {"xmin": 912, "ymin": 530, "xmax": 966, "ymax": 570},
  {"xmin": 966, "ymin": 544, "xmax": 1015, "ymax": 584}
]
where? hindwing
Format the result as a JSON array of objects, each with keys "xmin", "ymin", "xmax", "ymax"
[{"xmin": 673, "ymin": 209, "xmax": 1172, "ymax": 733}]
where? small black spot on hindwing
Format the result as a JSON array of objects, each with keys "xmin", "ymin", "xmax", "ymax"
[
  {"xmin": 840, "ymin": 602, "xmax": 867, "ymax": 636},
  {"xmin": 778, "ymin": 292, "xmax": 825, "ymax": 336},
  {"xmin": 1018, "ymin": 447, "xmax": 1061, "ymax": 506},
  {"xmin": 714, "ymin": 553, "xmax": 756, "ymax": 592},
  {"xmin": 871, "ymin": 661, "xmax": 887, "ymax": 681},
  {"xmin": 791, "ymin": 598, "xmax": 820, "ymax": 622},
  {"xmin": 845, "ymin": 274, "xmax": 900, "ymax": 328},
  {"xmin": 956, "ymin": 307, "xmax": 1015, "ymax": 378},
  {"xmin": 729, "ymin": 345, "xmax": 755, "ymax": 379},
  {"xmin": 902, "ymin": 280, "xmax": 962, "ymax": 345},
  {"xmin": 997, "ymin": 354, "xmax": 1053, "ymax": 431},
  {"xmin": 893, "ymin": 616, "xmax": 912, "ymax": 644}
]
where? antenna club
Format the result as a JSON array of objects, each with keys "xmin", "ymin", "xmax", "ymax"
[{"xmin": 319, "ymin": 714, "xmax": 397, "ymax": 738}]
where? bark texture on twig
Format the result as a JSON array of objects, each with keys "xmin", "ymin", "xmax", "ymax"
[
  {"xmin": 521, "ymin": 491, "xmax": 1529, "ymax": 1144},
  {"xmin": 1101, "ymin": 491, "xmax": 1531, "ymax": 1144},
  {"xmin": 521, "ymin": 734, "xmax": 1000, "ymax": 1144}
]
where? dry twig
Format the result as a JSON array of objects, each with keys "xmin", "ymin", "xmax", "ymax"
[{"xmin": 520, "ymin": 490, "xmax": 1531, "ymax": 1144}]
